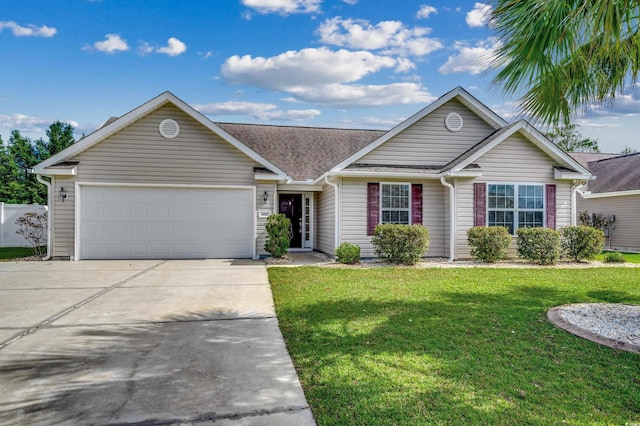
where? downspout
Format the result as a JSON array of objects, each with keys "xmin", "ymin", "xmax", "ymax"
[
  {"xmin": 36, "ymin": 174, "xmax": 52, "ymax": 260},
  {"xmin": 325, "ymin": 175, "xmax": 340, "ymax": 253},
  {"xmin": 571, "ymin": 182, "xmax": 587, "ymax": 226},
  {"xmin": 440, "ymin": 176, "xmax": 455, "ymax": 262}
]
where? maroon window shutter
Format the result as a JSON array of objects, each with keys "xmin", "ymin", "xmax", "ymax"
[
  {"xmin": 474, "ymin": 183, "xmax": 487, "ymax": 226},
  {"xmin": 367, "ymin": 183, "xmax": 379, "ymax": 236},
  {"xmin": 411, "ymin": 184, "xmax": 423, "ymax": 225},
  {"xmin": 546, "ymin": 184, "xmax": 556, "ymax": 230}
]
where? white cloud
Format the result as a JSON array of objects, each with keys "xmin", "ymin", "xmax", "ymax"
[
  {"xmin": 282, "ymin": 82, "xmax": 435, "ymax": 107},
  {"xmin": 438, "ymin": 37, "xmax": 500, "ymax": 75},
  {"xmin": 222, "ymin": 47, "xmax": 398, "ymax": 89},
  {"xmin": 194, "ymin": 101, "xmax": 320, "ymax": 121},
  {"xmin": 198, "ymin": 51, "xmax": 213, "ymax": 59},
  {"xmin": 466, "ymin": 2, "xmax": 492, "ymax": 27},
  {"xmin": 156, "ymin": 37, "xmax": 187, "ymax": 56},
  {"xmin": 137, "ymin": 37, "xmax": 187, "ymax": 56},
  {"xmin": 138, "ymin": 42, "xmax": 155, "ymax": 55},
  {"xmin": 241, "ymin": 0, "xmax": 321, "ymax": 15},
  {"xmin": 0, "ymin": 113, "xmax": 52, "ymax": 134},
  {"xmin": 343, "ymin": 0, "xmax": 358, "ymax": 4},
  {"xmin": 84, "ymin": 34, "xmax": 129, "ymax": 54},
  {"xmin": 0, "ymin": 113, "xmax": 92, "ymax": 136},
  {"xmin": 416, "ymin": 5, "xmax": 437, "ymax": 19},
  {"xmin": 317, "ymin": 17, "xmax": 442, "ymax": 57},
  {"xmin": 221, "ymin": 47, "xmax": 435, "ymax": 107},
  {"xmin": 0, "ymin": 21, "xmax": 57, "ymax": 37}
]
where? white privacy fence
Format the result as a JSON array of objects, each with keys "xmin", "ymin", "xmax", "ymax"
[{"xmin": 0, "ymin": 203, "xmax": 48, "ymax": 247}]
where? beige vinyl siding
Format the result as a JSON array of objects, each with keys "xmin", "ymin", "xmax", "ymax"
[
  {"xmin": 71, "ymin": 105, "xmax": 260, "ymax": 184},
  {"xmin": 357, "ymin": 100, "xmax": 496, "ymax": 166},
  {"xmin": 256, "ymin": 182, "xmax": 277, "ymax": 257},
  {"xmin": 315, "ymin": 185, "xmax": 335, "ymax": 255},
  {"xmin": 53, "ymin": 104, "xmax": 261, "ymax": 258},
  {"xmin": 455, "ymin": 134, "xmax": 572, "ymax": 258},
  {"xmin": 52, "ymin": 176, "xmax": 76, "ymax": 258},
  {"xmin": 578, "ymin": 194, "xmax": 640, "ymax": 251},
  {"xmin": 339, "ymin": 178, "xmax": 447, "ymax": 258}
]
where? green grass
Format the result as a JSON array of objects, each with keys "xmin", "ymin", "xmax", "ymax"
[
  {"xmin": 270, "ymin": 267, "xmax": 640, "ymax": 425},
  {"xmin": 0, "ymin": 247, "xmax": 38, "ymax": 260},
  {"xmin": 594, "ymin": 251, "xmax": 640, "ymax": 263}
]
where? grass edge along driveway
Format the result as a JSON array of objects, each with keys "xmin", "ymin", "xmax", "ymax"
[{"xmin": 270, "ymin": 267, "xmax": 640, "ymax": 425}]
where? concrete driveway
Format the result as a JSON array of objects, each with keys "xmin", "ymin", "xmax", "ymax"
[{"xmin": 0, "ymin": 259, "xmax": 315, "ymax": 425}]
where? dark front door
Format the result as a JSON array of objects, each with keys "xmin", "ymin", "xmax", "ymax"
[{"xmin": 279, "ymin": 194, "xmax": 302, "ymax": 248}]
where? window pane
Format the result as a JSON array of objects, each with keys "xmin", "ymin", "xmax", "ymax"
[
  {"xmin": 399, "ymin": 211, "xmax": 409, "ymax": 224},
  {"xmin": 489, "ymin": 210, "xmax": 514, "ymax": 234},
  {"xmin": 519, "ymin": 211, "xmax": 543, "ymax": 228},
  {"xmin": 518, "ymin": 185, "xmax": 543, "ymax": 209},
  {"xmin": 381, "ymin": 183, "xmax": 410, "ymax": 225}
]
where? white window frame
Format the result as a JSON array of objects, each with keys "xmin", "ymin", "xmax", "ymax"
[
  {"xmin": 487, "ymin": 183, "xmax": 545, "ymax": 234},
  {"xmin": 380, "ymin": 182, "xmax": 411, "ymax": 225}
]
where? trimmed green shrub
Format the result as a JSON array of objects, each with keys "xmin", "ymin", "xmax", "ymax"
[
  {"xmin": 561, "ymin": 225, "xmax": 605, "ymax": 262},
  {"xmin": 264, "ymin": 213, "xmax": 291, "ymax": 258},
  {"xmin": 335, "ymin": 242, "xmax": 361, "ymax": 264},
  {"xmin": 603, "ymin": 252, "xmax": 626, "ymax": 263},
  {"xmin": 372, "ymin": 224, "xmax": 430, "ymax": 265},
  {"xmin": 516, "ymin": 227, "xmax": 560, "ymax": 265},
  {"xmin": 467, "ymin": 226, "xmax": 511, "ymax": 263}
]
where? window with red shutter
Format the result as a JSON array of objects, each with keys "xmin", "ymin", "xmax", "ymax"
[
  {"xmin": 367, "ymin": 183, "xmax": 379, "ymax": 235},
  {"xmin": 411, "ymin": 184, "xmax": 422, "ymax": 225}
]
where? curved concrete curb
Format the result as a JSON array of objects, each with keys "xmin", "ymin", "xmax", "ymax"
[{"xmin": 547, "ymin": 305, "xmax": 640, "ymax": 355}]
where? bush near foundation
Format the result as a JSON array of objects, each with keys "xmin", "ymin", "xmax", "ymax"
[
  {"xmin": 561, "ymin": 225, "xmax": 605, "ymax": 262},
  {"xmin": 603, "ymin": 252, "xmax": 626, "ymax": 263},
  {"xmin": 335, "ymin": 242, "xmax": 361, "ymax": 264},
  {"xmin": 372, "ymin": 224, "xmax": 429, "ymax": 265},
  {"xmin": 516, "ymin": 227, "xmax": 560, "ymax": 265},
  {"xmin": 467, "ymin": 226, "xmax": 512, "ymax": 263},
  {"xmin": 264, "ymin": 214, "xmax": 291, "ymax": 258}
]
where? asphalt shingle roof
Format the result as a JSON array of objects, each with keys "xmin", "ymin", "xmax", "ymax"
[
  {"xmin": 582, "ymin": 152, "xmax": 640, "ymax": 193},
  {"xmin": 216, "ymin": 122, "xmax": 384, "ymax": 181}
]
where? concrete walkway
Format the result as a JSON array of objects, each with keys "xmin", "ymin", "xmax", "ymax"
[{"xmin": 0, "ymin": 259, "xmax": 315, "ymax": 425}]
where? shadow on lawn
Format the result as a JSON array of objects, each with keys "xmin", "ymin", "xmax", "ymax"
[
  {"xmin": 278, "ymin": 284, "xmax": 640, "ymax": 424},
  {"xmin": 0, "ymin": 311, "xmax": 294, "ymax": 425}
]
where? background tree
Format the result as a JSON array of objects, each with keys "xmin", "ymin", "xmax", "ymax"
[
  {"xmin": 545, "ymin": 124, "xmax": 600, "ymax": 152},
  {"xmin": 0, "ymin": 122, "xmax": 75, "ymax": 204},
  {"xmin": 620, "ymin": 145, "xmax": 638, "ymax": 154},
  {"xmin": 491, "ymin": 1, "xmax": 640, "ymax": 126}
]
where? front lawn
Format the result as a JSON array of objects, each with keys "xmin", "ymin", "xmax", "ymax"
[
  {"xmin": 0, "ymin": 247, "xmax": 38, "ymax": 261},
  {"xmin": 270, "ymin": 267, "xmax": 640, "ymax": 425}
]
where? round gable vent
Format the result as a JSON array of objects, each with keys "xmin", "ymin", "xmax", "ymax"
[
  {"xmin": 159, "ymin": 118, "xmax": 180, "ymax": 139},
  {"xmin": 445, "ymin": 112, "xmax": 464, "ymax": 132}
]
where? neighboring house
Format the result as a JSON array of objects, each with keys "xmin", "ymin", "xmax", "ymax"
[
  {"xmin": 32, "ymin": 87, "xmax": 592, "ymax": 261},
  {"xmin": 571, "ymin": 152, "xmax": 640, "ymax": 252}
]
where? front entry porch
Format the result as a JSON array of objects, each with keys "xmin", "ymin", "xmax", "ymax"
[{"xmin": 278, "ymin": 192, "xmax": 313, "ymax": 250}]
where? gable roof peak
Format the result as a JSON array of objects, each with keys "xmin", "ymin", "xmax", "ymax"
[
  {"xmin": 330, "ymin": 86, "xmax": 509, "ymax": 172},
  {"xmin": 32, "ymin": 91, "xmax": 288, "ymax": 178}
]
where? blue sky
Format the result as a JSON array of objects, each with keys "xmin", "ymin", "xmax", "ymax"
[{"xmin": 1, "ymin": 0, "xmax": 638, "ymax": 153}]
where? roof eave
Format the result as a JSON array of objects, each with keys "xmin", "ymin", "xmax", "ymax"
[
  {"xmin": 553, "ymin": 168, "xmax": 593, "ymax": 181},
  {"xmin": 582, "ymin": 189, "xmax": 640, "ymax": 198},
  {"xmin": 327, "ymin": 170, "xmax": 442, "ymax": 179}
]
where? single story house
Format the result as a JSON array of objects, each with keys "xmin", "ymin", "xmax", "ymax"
[
  {"xmin": 32, "ymin": 87, "xmax": 592, "ymax": 261},
  {"xmin": 571, "ymin": 152, "xmax": 640, "ymax": 252}
]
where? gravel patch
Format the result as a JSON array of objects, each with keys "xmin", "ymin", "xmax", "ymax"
[{"xmin": 548, "ymin": 303, "xmax": 640, "ymax": 354}]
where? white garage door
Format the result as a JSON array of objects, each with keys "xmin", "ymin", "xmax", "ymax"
[{"xmin": 79, "ymin": 186, "xmax": 254, "ymax": 259}]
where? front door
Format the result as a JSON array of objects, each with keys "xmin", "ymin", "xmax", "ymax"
[{"xmin": 279, "ymin": 194, "xmax": 303, "ymax": 248}]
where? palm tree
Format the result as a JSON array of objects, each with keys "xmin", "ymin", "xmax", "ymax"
[{"xmin": 490, "ymin": 0, "xmax": 640, "ymax": 126}]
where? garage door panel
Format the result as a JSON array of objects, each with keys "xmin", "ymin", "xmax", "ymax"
[{"xmin": 80, "ymin": 187, "xmax": 254, "ymax": 259}]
